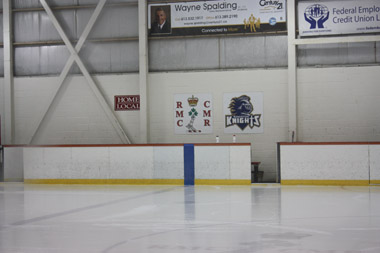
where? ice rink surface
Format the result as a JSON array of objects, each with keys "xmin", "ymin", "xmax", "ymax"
[{"xmin": 1, "ymin": 183, "xmax": 380, "ymax": 253}]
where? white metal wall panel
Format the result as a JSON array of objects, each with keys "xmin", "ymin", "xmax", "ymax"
[
  {"xmin": 23, "ymin": 147, "xmax": 44, "ymax": 179},
  {"xmin": 79, "ymin": 0, "xmax": 137, "ymax": 4},
  {"xmin": 149, "ymin": 38, "xmax": 220, "ymax": 71},
  {"xmin": 77, "ymin": 42, "xmax": 139, "ymax": 73},
  {"xmin": 229, "ymin": 146, "xmax": 251, "ymax": 180},
  {"xmin": 298, "ymin": 42, "xmax": 377, "ymax": 66},
  {"xmin": 71, "ymin": 147, "xmax": 110, "ymax": 179},
  {"xmin": 77, "ymin": 7, "xmax": 138, "ymax": 39},
  {"xmin": 0, "ymin": 14, "xmax": 3, "ymax": 42},
  {"xmin": 224, "ymin": 36, "xmax": 267, "ymax": 68},
  {"xmin": 298, "ymin": 66, "xmax": 380, "ymax": 142},
  {"xmin": 0, "ymin": 49, "xmax": 4, "ymax": 77},
  {"xmin": 153, "ymin": 146, "xmax": 183, "ymax": 179},
  {"xmin": 223, "ymin": 36, "xmax": 288, "ymax": 68},
  {"xmin": 23, "ymin": 146, "xmax": 156, "ymax": 180},
  {"xmin": 14, "ymin": 11, "xmax": 76, "ymax": 42},
  {"xmin": 109, "ymin": 147, "xmax": 154, "ymax": 179},
  {"xmin": 195, "ymin": 146, "xmax": 230, "ymax": 179},
  {"xmin": 13, "ymin": 0, "xmax": 76, "ymax": 8},
  {"xmin": 149, "ymin": 36, "xmax": 288, "ymax": 72},
  {"xmin": 13, "ymin": 144, "xmax": 250, "ymax": 181},
  {"xmin": 369, "ymin": 145, "xmax": 380, "ymax": 182},
  {"xmin": 14, "ymin": 47, "xmax": 41, "ymax": 76},
  {"xmin": 3, "ymin": 147, "xmax": 24, "ymax": 181},
  {"xmin": 42, "ymin": 147, "xmax": 73, "ymax": 178},
  {"xmin": 280, "ymin": 145, "xmax": 369, "ymax": 180},
  {"xmin": 13, "ymin": 75, "xmax": 139, "ymax": 145},
  {"xmin": 15, "ymin": 43, "xmax": 139, "ymax": 76},
  {"xmin": 13, "ymin": 0, "xmax": 134, "ymax": 9},
  {"xmin": 39, "ymin": 46, "xmax": 71, "ymax": 75},
  {"xmin": 10, "ymin": 1, "xmax": 380, "ymax": 76}
]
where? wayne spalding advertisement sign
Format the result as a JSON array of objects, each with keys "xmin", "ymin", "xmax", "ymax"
[{"xmin": 149, "ymin": 0, "xmax": 286, "ymax": 37}]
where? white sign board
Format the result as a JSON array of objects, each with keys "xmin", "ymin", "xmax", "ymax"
[
  {"xmin": 223, "ymin": 92, "xmax": 263, "ymax": 134},
  {"xmin": 298, "ymin": 0, "xmax": 380, "ymax": 37},
  {"xmin": 174, "ymin": 94, "xmax": 213, "ymax": 134},
  {"xmin": 148, "ymin": 0, "xmax": 286, "ymax": 36}
]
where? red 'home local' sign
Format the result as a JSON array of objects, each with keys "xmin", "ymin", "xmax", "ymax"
[{"xmin": 114, "ymin": 95, "xmax": 140, "ymax": 111}]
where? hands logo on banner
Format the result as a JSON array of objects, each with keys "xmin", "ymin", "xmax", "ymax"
[{"xmin": 304, "ymin": 4, "xmax": 329, "ymax": 29}]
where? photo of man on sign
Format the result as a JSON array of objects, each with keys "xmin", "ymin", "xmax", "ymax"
[{"xmin": 150, "ymin": 5, "xmax": 172, "ymax": 34}]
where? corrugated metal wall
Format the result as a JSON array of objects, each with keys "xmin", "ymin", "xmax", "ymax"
[
  {"xmin": 13, "ymin": 1, "xmax": 139, "ymax": 76},
  {"xmin": 1, "ymin": 1, "xmax": 379, "ymax": 77},
  {"xmin": 298, "ymin": 42, "xmax": 379, "ymax": 66}
]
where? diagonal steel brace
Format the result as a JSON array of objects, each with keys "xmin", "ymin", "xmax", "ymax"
[{"xmin": 30, "ymin": 0, "xmax": 131, "ymax": 144}]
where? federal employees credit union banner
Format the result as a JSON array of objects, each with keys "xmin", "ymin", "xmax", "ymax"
[
  {"xmin": 148, "ymin": 0, "xmax": 286, "ymax": 37},
  {"xmin": 298, "ymin": 0, "xmax": 380, "ymax": 37}
]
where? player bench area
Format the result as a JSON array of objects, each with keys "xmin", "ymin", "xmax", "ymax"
[{"xmin": 251, "ymin": 162, "xmax": 263, "ymax": 183}]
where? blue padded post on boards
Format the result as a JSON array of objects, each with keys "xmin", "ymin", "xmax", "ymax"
[{"xmin": 184, "ymin": 144, "xmax": 195, "ymax": 185}]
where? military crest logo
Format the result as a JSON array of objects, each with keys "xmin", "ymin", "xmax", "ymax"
[{"xmin": 174, "ymin": 94, "xmax": 213, "ymax": 134}]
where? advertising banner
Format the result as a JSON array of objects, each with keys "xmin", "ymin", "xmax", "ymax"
[
  {"xmin": 148, "ymin": 0, "xmax": 286, "ymax": 37},
  {"xmin": 298, "ymin": 0, "xmax": 380, "ymax": 37},
  {"xmin": 223, "ymin": 92, "xmax": 263, "ymax": 134},
  {"xmin": 174, "ymin": 94, "xmax": 213, "ymax": 134}
]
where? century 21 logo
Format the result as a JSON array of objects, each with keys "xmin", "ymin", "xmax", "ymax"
[{"xmin": 259, "ymin": 0, "xmax": 283, "ymax": 10}]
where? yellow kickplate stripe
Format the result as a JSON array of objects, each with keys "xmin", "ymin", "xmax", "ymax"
[
  {"xmin": 3, "ymin": 178, "xmax": 24, "ymax": 182},
  {"xmin": 370, "ymin": 180, "xmax": 380, "ymax": 185},
  {"xmin": 194, "ymin": 179, "xmax": 251, "ymax": 185},
  {"xmin": 281, "ymin": 180, "xmax": 369, "ymax": 186},
  {"xmin": 24, "ymin": 179, "xmax": 184, "ymax": 185}
]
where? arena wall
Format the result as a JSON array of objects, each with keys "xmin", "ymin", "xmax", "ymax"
[
  {"xmin": 3, "ymin": 144, "xmax": 251, "ymax": 184},
  {"xmin": 280, "ymin": 142, "xmax": 380, "ymax": 185},
  {"xmin": 1, "ymin": 65, "xmax": 380, "ymax": 182}
]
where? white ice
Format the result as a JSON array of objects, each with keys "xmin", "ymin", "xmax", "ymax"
[{"xmin": 1, "ymin": 183, "xmax": 380, "ymax": 253}]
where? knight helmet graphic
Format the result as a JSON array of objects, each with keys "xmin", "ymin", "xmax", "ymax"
[{"xmin": 227, "ymin": 95, "xmax": 256, "ymax": 130}]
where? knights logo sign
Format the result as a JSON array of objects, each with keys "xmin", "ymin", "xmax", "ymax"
[
  {"xmin": 224, "ymin": 92, "xmax": 263, "ymax": 134},
  {"xmin": 174, "ymin": 94, "xmax": 213, "ymax": 134}
]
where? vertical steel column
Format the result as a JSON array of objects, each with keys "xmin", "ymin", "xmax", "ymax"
[
  {"xmin": 287, "ymin": 0, "xmax": 298, "ymax": 142},
  {"xmin": 138, "ymin": 0, "xmax": 149, "ymax": 143},
  {"xmin": 3, "ymin": 0, "xmax": 14, "ymax": 144}
]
